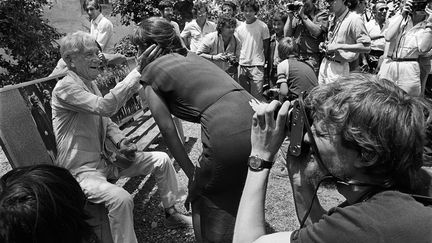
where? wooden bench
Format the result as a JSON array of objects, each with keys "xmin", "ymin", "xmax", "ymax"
[{"xmin": 0, "ymin": 70, "xmax": 161, "ymax": 243}]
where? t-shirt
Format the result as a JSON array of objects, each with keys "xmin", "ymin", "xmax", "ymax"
[
  {"xmin": 291, "ymin": 191, "xmax": 432, "ymax": 243},
  {"xmin": 236, "ymin": 19, "xmax": 270, "ymax": 66}
]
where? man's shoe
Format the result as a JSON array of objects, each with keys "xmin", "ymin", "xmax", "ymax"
[{"xmin": 164, "ymin": 212, "xmax": 193, "ymax": 229}]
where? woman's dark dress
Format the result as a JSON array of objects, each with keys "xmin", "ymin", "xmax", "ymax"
[{"xmin": 142, "ymin": 52, "xmax": 254, "ymax": 241}]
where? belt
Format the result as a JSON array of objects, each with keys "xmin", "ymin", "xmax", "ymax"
[
  {"xmin": 324, "ymin": 55, "xmax": 341, "ymax": 63},
  {"xmin": 387, "ymin": 56, "xmax": 418, "ymax": 62}
]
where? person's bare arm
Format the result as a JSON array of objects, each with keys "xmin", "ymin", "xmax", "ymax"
[{"xmin": 141, "ymin": 86, "xmax": 194, "ymax": 179}]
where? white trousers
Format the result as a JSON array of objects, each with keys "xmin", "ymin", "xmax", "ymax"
[
  {"xmin": 318, "ymin": 58, "xmax": 349, "ymax": 85},
  {"xmin": 76, "ymin": 151, "xmax": 187, "ymax": 243}
]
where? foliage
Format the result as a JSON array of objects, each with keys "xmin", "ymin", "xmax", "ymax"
[
  {"xmin": 0, "ymin": 0, "xmax": 63, "ymax": 87},
  {"xmin": 111, "ymin": 0, "xmax": 171, "ymax": 25},
  {"xmin": 114, "ymin": 35, "xmax": 137, "ymax": 57},
  {"xmin": 95, "ymin": 64, "xmax": 131, "ymax": 95}
]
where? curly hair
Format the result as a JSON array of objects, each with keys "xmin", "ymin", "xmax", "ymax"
[
  {"xmin": 216, "ymin": 14, "xmax": 237, "ymax": 34},
  {"xmin": 132, "ymin": 17, "xmax": 187, "ymax": 56},
  {"xmin": 59, "ymin": 31, "xmax": 98, "ymax": 64},
  {"xmin": 0, "ymin": 165, "xmax": 96, "ymax": 243},
  {"xmin": 306, "ymin": 74, "xmax": 432, "ymax": 192},
  {"xmin": 192, "ymin": 1, "xmax": 210, "ymax": 17}
]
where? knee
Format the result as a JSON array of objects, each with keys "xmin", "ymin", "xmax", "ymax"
[
  {"xmin": 153, "ymin": 152, "xmax": 171, "ymax": 167},
  {"xmin": 106, "ymin": 187, "xmax": 134, "ymax": 210}
]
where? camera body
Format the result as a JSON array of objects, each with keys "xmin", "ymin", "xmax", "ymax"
[
  {"xmin": 225, "ymin": 53, "xmax": 239, "ymax": 67},
  {"xmin": 287, "ymin": 1, "xmax": 304, "ymax": 11},
  {"xmin": 265, "ymin": 89, "xmax": 312, "ymax": 157}
]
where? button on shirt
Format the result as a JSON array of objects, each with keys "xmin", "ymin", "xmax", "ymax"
[
  {"xmin": 181, "ymin": 19, "xmax": 216, "ymax": 52},
  {"xmin": 91, "ymin": 14, "xmax": 114, "ymax": 53}
]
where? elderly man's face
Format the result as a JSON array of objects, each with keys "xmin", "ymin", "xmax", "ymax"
[{"xmin": 70, "ymin": 44, "xmax": 101, "ymax": 81}]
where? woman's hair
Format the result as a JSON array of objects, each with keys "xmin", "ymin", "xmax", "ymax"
[
  {"xmin": 278, "ymin": 37, "xmax": 298, "ymax": 60},
  {"xmin": 132, "ymin": 17, "xmax": 187, "ymax": 56},
  {"xmin": 216, "ymin": 14, "xmax": 237, "ymax": 34},
  {"xmin": 59, "ymin": 31, "xmax": 98, "ymax": 62},
  {"xmin": 0, "ymin": 164, "xmax": 96, "ymax": 243},
  {"xmin": 306, "ymin": 74, "xmax": 432, "ymax": 193}
]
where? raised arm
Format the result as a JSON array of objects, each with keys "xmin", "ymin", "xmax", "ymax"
[
  {"xmin": 234, "ymin": 100, "xmax": 292, "ymax": 243},
  {"xmin": 141, "ymin": 86, "xmax": 195, "ymax": 179}
]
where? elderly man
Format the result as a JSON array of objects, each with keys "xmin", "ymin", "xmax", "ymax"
[
  {"xmin": 51, "ymin": 31, "xmax": 191, "ymax": 243},
  {"xmin": 234, "ymin": 74, "xmax": 432, "ymax": 242},
  {"xmin": 83, "ymin": 0, "xmax": 114, "ymax": 53}
]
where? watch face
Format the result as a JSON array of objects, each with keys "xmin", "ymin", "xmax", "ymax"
[{"xmin": 248, "ymin": 156, "xmax": 262, "ymax": 171}]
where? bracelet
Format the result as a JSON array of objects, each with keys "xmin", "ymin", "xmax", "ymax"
[{"xmin": 211, "ymin": 55, "xmax": 214, "ymax": 61}]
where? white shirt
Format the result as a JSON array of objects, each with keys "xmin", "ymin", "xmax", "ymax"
[
  {"xmin": 181, "ymin": 19, "xmax": 216, "ymax": 52},
  {"xmin": 366, "ymin": 19, "xmax": 386, "ymax": 51},
  {"xmin": 91, "ymin": 14, "xmax": 114, "ymax": 53},
  {"xmin": 235, "ymin": 19, "xmax": 270, "ymax": 66}
]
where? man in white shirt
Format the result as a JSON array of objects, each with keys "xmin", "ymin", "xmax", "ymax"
[
  {"xmin": 181, "ymin": 1, "xmax": 216, "ymax": 52},
  {"xmin": 236, "ymin": 0, "xmax": 270, "ymax": 101},
  {"xmin": 83, "ymin": 0, "xmax": 114, "ymax": 53},
  {"xmin": 159, "ymin": 0, "xmax": 181, "ymax": 37}
]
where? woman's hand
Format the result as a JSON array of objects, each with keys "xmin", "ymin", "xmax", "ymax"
[{"xmin": 136, "ymin": 44, "xmax": 164, "ymax": 73}]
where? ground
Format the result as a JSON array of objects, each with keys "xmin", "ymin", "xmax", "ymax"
[{"xmin": 0, "ymin": 121, "xmax": 343, "ymax": 243}]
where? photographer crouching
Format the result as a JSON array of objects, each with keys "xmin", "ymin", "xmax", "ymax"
[{"xmin": 234, "ymin": 73, "xmax": 432, "ymax": 242}]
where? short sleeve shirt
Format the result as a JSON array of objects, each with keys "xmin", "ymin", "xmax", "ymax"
[
  {"xmin": 328, "ymin": 10, "xmax": 371, "ymax": 62},
  {"xmin": 291, "ymin": 191, "xmax": 432, "ymax": 243},
  {"xmin": 236, "ymin": 19, "xmax": 270, "ymax": 66}
]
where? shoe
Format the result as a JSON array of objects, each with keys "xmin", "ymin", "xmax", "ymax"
[{"xmin": 164, "ymin": 212, "xmax": 193, "ymax": 229}]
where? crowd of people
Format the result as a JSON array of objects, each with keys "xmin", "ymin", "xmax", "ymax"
[{"xmin": 2, "ymin": 0, "xmax": 432, "ymax": 242}]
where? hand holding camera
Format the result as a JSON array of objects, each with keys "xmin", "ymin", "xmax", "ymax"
[{"xmin": 249, "ymin": 100, "xmax": 291, "ymax": 162}]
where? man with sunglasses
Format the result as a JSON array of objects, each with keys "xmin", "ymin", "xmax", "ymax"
[
  {"xmin": 234, "ymin": 74, "xmax": 432, "ymax": 242},
  {"xmin": 364, "ymin": 1, "xmax": 388, "ymax": 72}
]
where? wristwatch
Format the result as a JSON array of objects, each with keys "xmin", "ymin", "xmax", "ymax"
[{"xmin": 248, "ymin": 155, "xmax": 273, "ymax": 171}]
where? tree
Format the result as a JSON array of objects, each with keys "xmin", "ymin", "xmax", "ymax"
[{"xmin": 0, "ymin": 0, "xmax": 63, "ymax": 87}]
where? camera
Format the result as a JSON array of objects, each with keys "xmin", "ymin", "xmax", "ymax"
[
  {"xmin": 411, "ymin": 0, "xmax": 428, "ymax": 11},
  {"xmin": 287, "ymin": 1, "xmax": 304, "ymax": 11},
  {"xmin": 225, "ymin": 53, "xmax": 239, "ymax": 67},
  {"xmin": 271, "ymin": 91, "xmax": 312, "ymax": 157}
]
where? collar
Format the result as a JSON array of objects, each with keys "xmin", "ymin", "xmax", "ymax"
[
  {"xmin": 92, "ymin": 13, "xmax": 104, "ymax": 25},
  {"xmin": 67, "ymin": 70, "xmax": 94, "ymax": 92}
]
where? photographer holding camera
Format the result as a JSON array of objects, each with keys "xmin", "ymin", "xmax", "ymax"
[
  {"xmin": 378, "ymin": 0, "xmax": 432, "ymax": 96},
  {"xmin": 197, "ymin": 14, "xmax": 241, "ymax": 81},
  {"xmin": 284, "ymin": 0, "xmax": 329, "ymax": 76},
  {"xmin": 234, "ymin": 73, "xmax": 432, "ymax": 243}
]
